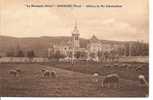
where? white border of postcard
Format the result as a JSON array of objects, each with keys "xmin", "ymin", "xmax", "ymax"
[{"xmin": 1, "ymin": 0, "xmax": 153, "ymax": 100}]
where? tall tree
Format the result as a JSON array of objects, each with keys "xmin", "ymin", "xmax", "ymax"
[
  {"xmin": 6, "ymin": 51, "xmax": 15, "ymax": 57},
  {"xmin": 16, "ymin": 50, "xmax": 24, "ymax": 57},
  {"xmin": 27, "ymin": 50, "xmax": 35, "ymax": 62},
  {"xmin": 54, "ymin": 50, "xmax": 65, "ymax": 60}
]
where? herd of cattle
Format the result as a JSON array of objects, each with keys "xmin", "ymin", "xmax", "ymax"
[
  {"xmin": 8, "ymin": 64, "xmax": 149, "ymax": 90},
  {"xmin": 8, "ymin": 68, "xmax": 56, "ymax": 78},
  {"xmin": 92, "ymin": 72, "xmax": 148, "ymax": 88}
]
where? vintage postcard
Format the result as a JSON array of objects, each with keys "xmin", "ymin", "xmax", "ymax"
[{"xmin": 0, "ymin": 0, "xmax": 149, "ymax": 97}]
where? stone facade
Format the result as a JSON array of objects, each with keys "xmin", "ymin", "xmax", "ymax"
[{"xmin": 48, "ymin": 22, "xmax": 126, "ymax": 61}]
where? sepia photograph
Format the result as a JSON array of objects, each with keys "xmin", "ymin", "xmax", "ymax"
[{"xmin": 0, "ymin": 0, "xmax": 149, "ymax": 97}]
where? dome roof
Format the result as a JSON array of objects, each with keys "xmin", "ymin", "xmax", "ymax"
[{"xmin": 90, "ymin": 35, "xmax": 101, "ymax": 43}]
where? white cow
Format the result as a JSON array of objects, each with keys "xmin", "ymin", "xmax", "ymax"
[
  {"xmin": 138, "ymin": 75, "xmax": 148, "ymax": 87},
  {"xmin": 92, "ymin": 73, "xmax": 99, "ymax": 82}
]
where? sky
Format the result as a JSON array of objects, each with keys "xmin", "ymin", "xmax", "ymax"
[{"xmin": 0, "ymin": 0, "xmax": 149, "ymax": 42}]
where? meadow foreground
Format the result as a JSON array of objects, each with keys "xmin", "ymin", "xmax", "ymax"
[{"xmin": 0, "ymin": 62, "xmax": 149, "ymax": 97}]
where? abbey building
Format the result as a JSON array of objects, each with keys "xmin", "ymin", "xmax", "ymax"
[{"xmin": 48, "ymin": 22, "xmax": 126, "ymax": 61}]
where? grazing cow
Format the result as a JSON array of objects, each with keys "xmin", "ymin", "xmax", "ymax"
[
  {"xmin": 121, "ymin": 64, "xmax": 128, "ymax": 69},
  {"xmin": 9, "ymin": 70, "xmax": 17, "ymax": 77},
  {"xmin": 102, "ymin": 74, "xmax": 119, "ymax": 88},
  {"xmin": 125, "ymin": 64, "xmax": 131, "ymax": 70},
  {"xmin": 41, "ymin": 69, "xmax": 46, "ymax": 72},
  {"xmin": 16, "ymin": 69, "xmax": 21, "ymax": 73},
  {"xmin": 43, "ymin": 70, "xmax": 50, "ymax": 77},
  {"xmin": 93, "ymin": 73, "xmax": 99, "ymax": 77},
  {"xmin": 41, "ymin": 69, "xmax": 56, "ymax": 78},
  {"xmin": 51, "ymin": 71, "xmax": 56, "ymax": 78},
  {"xmin": 113, "ymin": 64, "xmax": 118, "ymax": 67},
  {"xmin": 138, "ymin": 75, "xmax": 148, "ymax": 87},
  {"xmin": 136, "ymin": 66, "xmax": 143, "ymax": 72},
  {"xmin": 92, "ymin": 73, "xmax": 99, "ymax": 82}
]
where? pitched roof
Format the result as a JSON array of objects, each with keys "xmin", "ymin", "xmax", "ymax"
[{"xmin": 90, "ymin": 35, "xmax": 101, "ymax": 43}]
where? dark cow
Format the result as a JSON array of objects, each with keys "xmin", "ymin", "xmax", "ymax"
[
  {"xmin": 136, "ymin": 66, "xmax": 143, "ymax": 72},
  {"xmin": 51, "ymin": 71, "xmax": 56, "ymax": 78},
  {"xmin": 102, "ymin": 74, "xmax": 119, "ymax": 88},
  {"xmin": 138, "ymin": 75, "xmax": 148, "ymax": 87},
  {"xmin": 41, "ymin": 69, "xmax": 46, "ymax": 72},
  {"xmin": 43, "ymin": 71, "xmax": 50, "ymax": 77},
  {"xmin": 16, "ymin": 69, "xmax": 21, "ymax": 73},
  {"xmin": 41, "ymin": 69, "xmax": 56, "ymax": 78},
  {"xmin": 9, "ymin": 70, "xmax": 17, "ymax": 77}
]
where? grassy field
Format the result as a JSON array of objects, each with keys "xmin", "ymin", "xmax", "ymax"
[{"xmin": 0, "ymin": 62, "xmax": 149, "ymax": 97}]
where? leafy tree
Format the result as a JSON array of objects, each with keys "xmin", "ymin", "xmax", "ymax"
[
  {"xmin": 48, "ymin": 52, "xmax": 55, "ymax": 59},
  {"xmin": 27, "ymin": 50, "xmax": 35, "ymax": 58},
  {"xmin": 54, "ymin": 50, "xmax": 65, "ymax": 60},
  {"xmin": 6, "ymin": 51, "xmax": 15, "ymax": 57},
  {"xmin": 16, "ymin": 50, "xmax": 24, "ymax": 57},
  {"xmin": 27, "ymin": 50, "xmax": 35, "ymax": 62},
  {"xmin": 127, "ymin": 42, "xmax": 149, "ymax": 56}
]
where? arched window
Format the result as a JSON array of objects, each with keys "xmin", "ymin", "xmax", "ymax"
[{"xmin": 75, "ymin": 36, "xmax": 78, "ymax": 40}]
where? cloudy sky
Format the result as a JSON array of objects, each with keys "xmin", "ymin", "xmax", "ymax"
[{"xmin": 0, "ymin": 0, "xmax": 149, "ymax": 42}]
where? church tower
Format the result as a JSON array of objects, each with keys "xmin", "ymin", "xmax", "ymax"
[{"xmin": 72, "ymin": 21, "xmax": 80, "ymax": 48}]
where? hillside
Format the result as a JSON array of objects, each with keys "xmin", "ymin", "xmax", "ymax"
[
  {"xmin": 0, "ymin": 35, "xmax": 89, "ymax": 57},
  {"xmin": 0, "ymin": 35, "xmax": 133, "ymax": 57}
]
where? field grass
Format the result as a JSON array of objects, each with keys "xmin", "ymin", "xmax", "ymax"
[
  {"xmin": 44, "ymin": 62, "xmax": 149, "ymax": 81},
  {"xmin": 0, "ymin": 62, "xmax": 149, "ymax": 97}
]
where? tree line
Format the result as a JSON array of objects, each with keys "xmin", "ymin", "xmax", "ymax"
[
  {"xmin": 48, "ymin": 42, "xmax": 149, "ymax": 62},
  {"xmin": 5, "ymin": 42, "xmax": 148, "ymax": 60},
  {"xmin": 6, "ymin": 50, "xmax": 35, "ymax": 58},
  {"xmin": 124, "ymin": 42, "xmax": 149, "ymax": 56}
]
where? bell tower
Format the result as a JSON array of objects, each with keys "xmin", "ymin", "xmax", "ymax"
[{"xmin": 72, "ymin": 21, "xmax": 80, "ymax": 48}]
